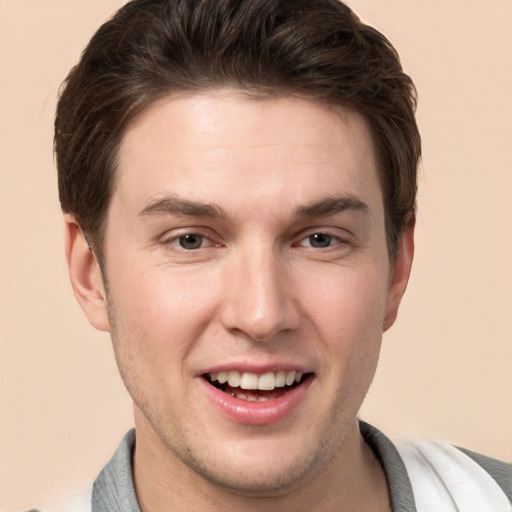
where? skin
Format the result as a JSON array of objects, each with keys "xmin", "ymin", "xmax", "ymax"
[{"xmin": 65, "ymin": 89, "xmax": 414, "ymax": 511}]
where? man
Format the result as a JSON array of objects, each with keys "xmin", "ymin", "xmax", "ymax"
[{"xmin": 45, "ymin": 0, "xmax": 511, "ymax": 510}]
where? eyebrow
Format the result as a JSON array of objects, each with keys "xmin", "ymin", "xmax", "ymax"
[
  {"xmin": 295, "ymin": 195, "xmax": 369, "ymax": 217},
  {"xmin": 138, "ymin": 194, "xmax": 368, "ymax": 220},
  {"xmin": 139, "ymin": 196, "xmax": 227, "ymax": 219}
]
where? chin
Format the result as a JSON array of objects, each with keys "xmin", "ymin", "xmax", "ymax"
[
  {"xmin": 183, "ymin": 453, "xmax": 318, "ymax": 498},
  {"xmin": 161, "ymin": 426, "xmax": 343, "ymax": 499}
]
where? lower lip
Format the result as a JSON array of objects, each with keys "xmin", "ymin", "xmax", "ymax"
[{"xmin": 199, "ymin": 377, "xmax": 313, "ymax": 426}]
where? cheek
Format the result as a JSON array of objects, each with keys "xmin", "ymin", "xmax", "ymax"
[
  {"xmin": 301, "ymin": 265, "xmax": 389, "ymax": 343},
  {"xmin": 106, "ymin": 263, "xmax": 221, "ymax": 375},
  {"xmin": 112, "ymin": 261, "xmax": 216, "ymax": 322},
  {"xmin": 313, "ymin": 269, "xmax": 389, "ymax": 397},
  {"xmin": 298, "ymin": 263, "xmax": 389, "ymax": 392}
]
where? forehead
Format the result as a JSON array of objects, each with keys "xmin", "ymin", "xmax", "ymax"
[{"xmin": 114, "ymin": 89, "xmax": 382, "ymax": 218}]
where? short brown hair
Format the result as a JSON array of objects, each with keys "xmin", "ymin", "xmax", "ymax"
[{"xmin": 55, "ymin": 0, "xmax": 420, "ymax": 259}]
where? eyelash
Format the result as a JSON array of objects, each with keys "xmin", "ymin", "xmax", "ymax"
[
  {"xmin": 295, "ymin": 232, "xmax": 348, "ymax": 249},
  {"xmin": 161, "ymin": 230, "xmax": 349, "ymax": 252},
  {"xmin": 163, "ymin": 232, "xmax": 218, "ymax": 251}
]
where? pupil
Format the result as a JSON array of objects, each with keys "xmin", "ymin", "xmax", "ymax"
[
  {"xmin": 179, "ymin": 234, "xmax": 203, "ymax": 249},
  {"xmin": 310, "ymin": 233, "xmax": 331, "ymax": 248}
]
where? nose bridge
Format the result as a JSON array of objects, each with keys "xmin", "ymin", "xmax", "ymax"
[{"xmin": 221, "ymin": 240, "xmax": 298, "ymax": 341}]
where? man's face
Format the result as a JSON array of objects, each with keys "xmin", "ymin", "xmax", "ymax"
[{"xmin": 85, "ymin": 90, "xmax": 411, "ymax": 494}]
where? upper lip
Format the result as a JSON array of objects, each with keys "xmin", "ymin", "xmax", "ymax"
[{"xmin": 198, "ymin": 362, "xmax": 312, "ymax": 376}]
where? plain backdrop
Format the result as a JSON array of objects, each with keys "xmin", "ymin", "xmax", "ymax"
[{"xmin": 1, "ymin": 1, "xmax": 511, "ymax": 510}]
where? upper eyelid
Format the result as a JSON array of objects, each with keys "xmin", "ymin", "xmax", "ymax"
[
  {"xmin": 158, "ymin": 234, "xmax": 214, "ymax": 254},
  {"xmin": 159, "ymin": 228, "xmax": 226, "ymax": 252},
  {"xmin": 296, "ymin": 233, "xmax": 347, "ymax": 247},
  {"xmin": 156, "ymin": 225, "xmax": 353, "ymax": 244},
  {"xmin": 160, "ymin": 226, "xmax": 215, "ymax": 239},
  {"xmin": 294, "ymin": 226, "xmax": 353, "ymax": 241}
]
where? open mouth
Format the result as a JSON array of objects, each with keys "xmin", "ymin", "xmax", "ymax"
[{"xmin": 203, "ymin": 370, "xmax": 313, "ymax": 402}]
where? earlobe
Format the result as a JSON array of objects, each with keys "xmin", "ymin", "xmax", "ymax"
[
  {"xmin": 64, "ymin": 215, "xmax": 110, "ymax": 332},
  {"xmin": 383, "ymin": 220, "xmax": 415, "ymax": 332}
]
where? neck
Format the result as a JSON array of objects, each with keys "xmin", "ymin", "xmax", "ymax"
[{"xmin": 133, "ymin": 417, "xmax": 391, "ymax": 512}]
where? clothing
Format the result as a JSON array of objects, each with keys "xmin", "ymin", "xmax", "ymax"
[{"xmin": 34, "ymin": 423, "xmax": 512, "ymax": 512}]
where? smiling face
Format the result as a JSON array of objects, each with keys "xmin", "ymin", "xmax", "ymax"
[{"xmin": 66, "ymin": 90, "xmax": 413, "ymax": 501}]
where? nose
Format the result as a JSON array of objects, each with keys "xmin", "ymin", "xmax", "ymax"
[{"xmin": 219, "ymin": 246, "xmax": 300, "ymax": 342}]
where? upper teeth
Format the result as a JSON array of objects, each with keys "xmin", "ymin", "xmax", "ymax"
[{"xmin": 209, "ymin": 370, "xmax": 303, "ymax": 391}]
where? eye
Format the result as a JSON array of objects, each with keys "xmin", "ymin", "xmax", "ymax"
[
  {"xmin": 299, "ymin": 232, "xmax": 341, "ymax": 249},
  {"xmin": 307, "ymin": 233, "xmax": 333, "ymax": 248},
  {"xmin": 176, "ymin": 233, "xmax": 207, "ymax": 250},
  {"xmin": 160, "ymin": 229, "xmax": 222, "ymax": 254}
]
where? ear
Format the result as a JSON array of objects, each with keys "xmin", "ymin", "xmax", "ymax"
[
  {"xmin": 64, "ymin": 215, "xmax": 110, "ymax": 332},
  {"xmin": 383, "ymin": 220, "xmax": 415, "ymax": 332}
]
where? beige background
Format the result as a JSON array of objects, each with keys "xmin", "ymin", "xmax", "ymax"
[{"xmin": 1, "ymin": 1, "xmax": 511, "ymax": 510}]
